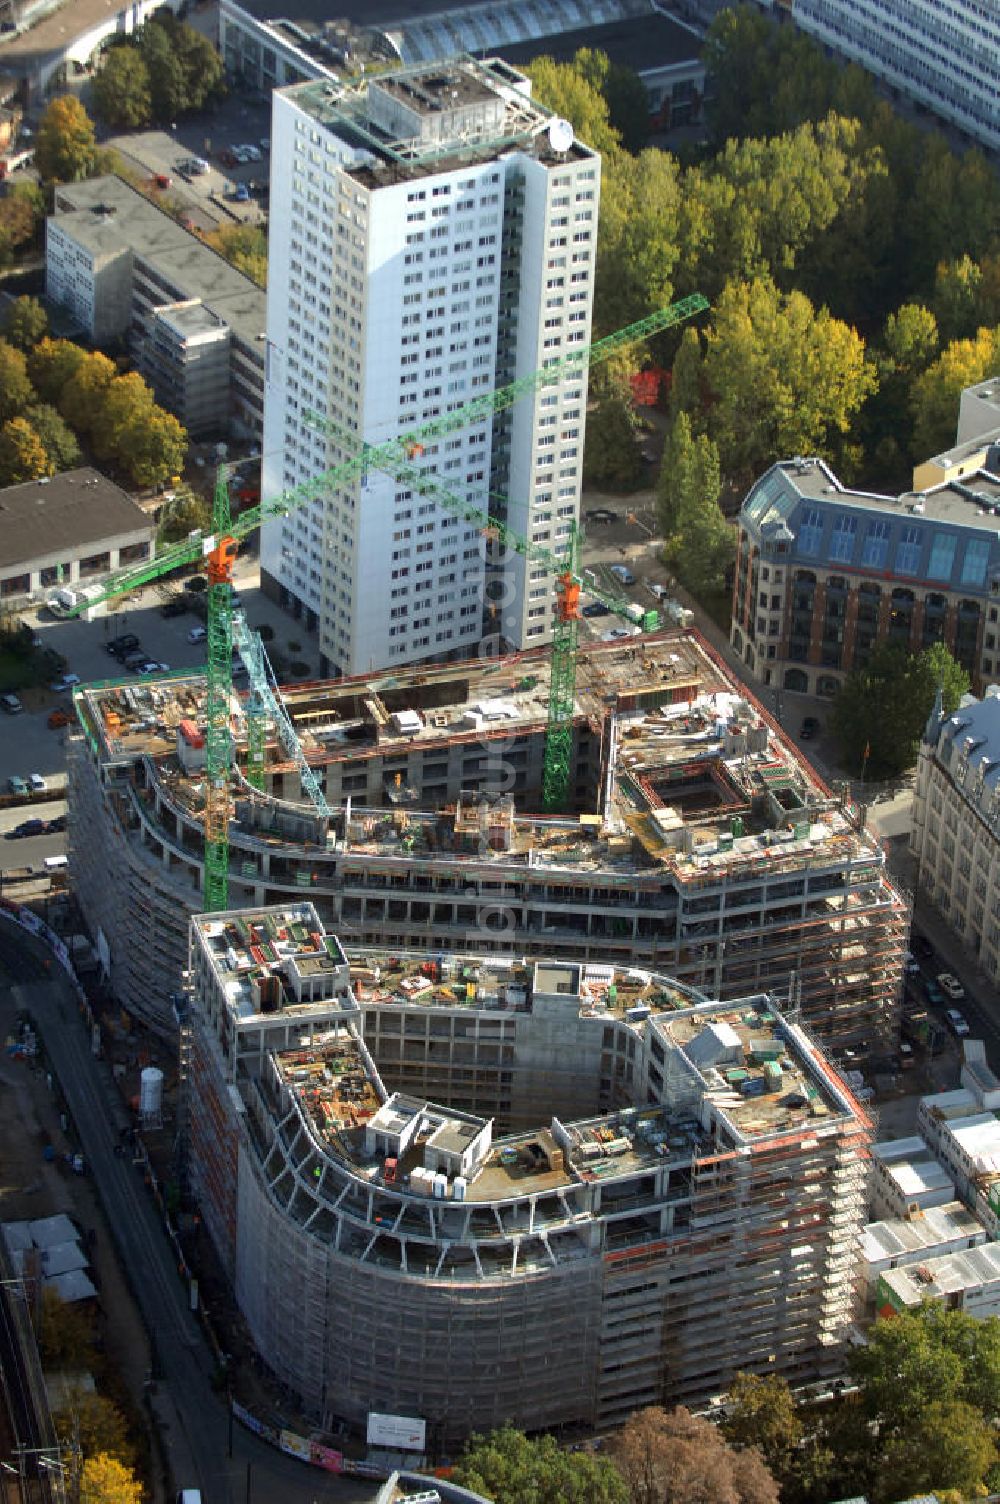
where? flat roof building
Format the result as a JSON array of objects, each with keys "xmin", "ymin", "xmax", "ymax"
[
  {"xmin": 0, "ymin": 467, "xmax": 154, "ymax": 608},
  {"xmin": 862, "ymin": 1201, "xmax": 987, "ymax": 1311},
  {"xmin": 261, "ymin": 56, "xmax": 599, "ymax": 672},
  {"xmin": 66, "ymin": 628, "xmax": 908, "ymax": 1053},
  {"xmin": 184, "ymin": 902, "xmax": 871, "ymax": 1444},
  {"xmin": 878, "ymin": 1244, "xmax": 1000, "ymax": 1320},
  {"xmin": 46, "ymin": 177, "xmax": 266, "ymax": 439}
]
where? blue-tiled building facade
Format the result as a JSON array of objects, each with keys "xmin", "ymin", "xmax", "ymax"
[{"xmin": 731, "ymin": 458, "xmax": 1000, "ymax": 698}]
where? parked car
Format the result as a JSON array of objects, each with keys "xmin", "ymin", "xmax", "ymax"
[
  {"xmin": 904, "ymin": 951, "xmax": 920, "ymax": 975},
  {"xmin": 137, "ymin": 661, "xmax": 170, "ymax": 675},
  {"xmin": 218, "ymin": 148, "xmax": 238, "ymax": 167},
  {"xmin": 7, "ymin": 818, "xmax": 45, "ymax": 839},
  {"xmin": 585, "ymin": 508, "xmax": 618, "ymax": 523},
  {"xmin": 28, "ymin": 774, "xmax": 47, "ymax": 793},
  {"xmin": 153, "ymin": 173, "xmax": 172, "ymax": 189},
  {"xmin": 188, "ymin": 625, "xmax": 207, "ymax": 644},
  {"xmin": 924, "ymin": 979, "xmax": 945, "ymax": 1007},
  {"xmin": 234, "ymin": 183, "xmax": 250, "ymax": 203},
  {"xmin": 7, "ymin": 775, "xmax": 28, "ymax": 796},
  {"xmin": 107, "ymin": 633, "xmax": 140, "ymax": 658},
  {"xmin": 799, "ymin": 716, "xmax": 821, "ymax": 740},
  {"xmin": 945, "ymin": 1008, "xmax": 970, "ymax": 1038},
  {"xmin": 47, "ymin": 814, "xmax": 67, "ymax": 833},
  {"xmin": 161, "ymin": 597, "xmax": 188, "ymax": 618},
  {"xmin": 0, "ymin": 692, "xmax": 22, "ymax": 713},
  {"xmin": 123, "ymin": 653, "xmax": 148, "ymax": 671},
  {"xmin": 49, "ymin": 674, "xmax": 81, "ymax": 692},
  {"xmin": 602, "ymin": 627, "xmax": 636, "ymax": 642},
  {"xmin": 609, "ymin": 564, "xmax": 636, "ymax": 585},
  {"xmin": 937, "ymin": 972, "xmax": 966, "ymax": 1001},
  {"xmin": 581, "ymin": 602, "xmax": 610, "ymax": 618}
]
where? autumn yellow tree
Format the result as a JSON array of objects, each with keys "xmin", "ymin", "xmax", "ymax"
[
  {"xmin": 58, "ymin": 352, "xmax": 117, "ymax": 436},
  {"xmin": 79, "ymin": 1453, "xmax": 142, "ymax": 1504},
  {"xmin": 35, "ymin": 96, "xmax": 97, "ymax": 183},
  {"xmin": 53, "ymin": 1391, "xmax": 136, "ymax": 1470},
  {"xmin": 28, "ymin": 337, "xmax": 88, "ymax": 405},
  {"xmin": 0, "ymin": 417, "xmax": 53, "ymax": 484}
]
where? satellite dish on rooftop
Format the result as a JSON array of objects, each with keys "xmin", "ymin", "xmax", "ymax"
[{"xmin": 547, "ymin": 118, "xmax": 574, "ymax": 154}]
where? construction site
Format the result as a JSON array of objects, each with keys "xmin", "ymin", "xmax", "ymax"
[
  {"xmin": 183, "ymin": 901, "xmax": 873, "ymax": 1448},
  {"xmin": 67, "ymin": 627, "xmax": 908, "ymax": 1058}
]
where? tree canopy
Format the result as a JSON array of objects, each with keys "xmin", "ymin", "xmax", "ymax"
[
  {"xmin": 657, "ymin": 412, "xmax": 731, "ymax": 597},
  {"xmin": 831, "ymin": 641, "xmax": 969, "ymax": 778},
  {"xmin": 583, "ymin": 389, "xmax": 645, "ymax": 491},
  {"xmin": 612, "ymin": 1405, "xmax": 779, "ymax": 1504},
  {"xmin": 2, "ymin": 296, "xmax": 48, "ymax": 352},
  {"xmin": 0, "ymin": 417, "xmax": 52, "ymax": 484},
  {"xmin": 0, "ymin": 339, "xmax": 35, "ymax": 423},
  {"xmin": 91, "ymin": 46, "xmax": 152, "ymax": 130},
  {"xmin": 79, "ymin": 1454, "xmax": 142, "ymax": 1504},
  {"xmin": 682, "ymin": 276, "xmax": 877, "ymax": 483},
  {"xmin": 28, "ymin": 338, "xmax": 88, "ymax": 406},
  {"xmin": 452, "ymin": 1426, "xmax": 628, "ymax": 1504},
  {"xmin": 206, "ymin": 224, "xmax": 267, "ymax": 286},
  {"xmin": 26, "ymin": 404, "xmax": 82, "ymax": 473},
  {"xmin": 35, "ymin": 96, "xmax": 97, "ymax": 183}
]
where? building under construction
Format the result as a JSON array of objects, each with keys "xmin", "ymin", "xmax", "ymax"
[
  {"xmin": 184, "ymin": 901, "xmax": 872, "ymax": 1447},
  {"xmin": 68, "ymin": 629, "xmax": 908, "ymax": 1056}
]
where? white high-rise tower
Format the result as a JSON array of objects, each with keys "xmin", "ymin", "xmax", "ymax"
[{"xmin": 260, "ymin": 58, "xmax": 600, "ymax": 678}]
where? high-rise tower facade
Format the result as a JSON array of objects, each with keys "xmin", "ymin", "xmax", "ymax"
[{"xmin": 260, "ymin": 59, "xmax": 600, "ymax": 677}]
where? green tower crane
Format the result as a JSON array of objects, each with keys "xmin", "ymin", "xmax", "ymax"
[{"xmin": 73, "ymin": 294, "xmax": 707, "ymax": 909}]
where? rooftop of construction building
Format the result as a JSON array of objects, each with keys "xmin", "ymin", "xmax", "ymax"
[
  {"xmin": 73, "ymin": 629, "xmax": 886, "ymax": 883},
  {"xmin": 190, "ymin": 908, "xmax": 864, "ymax": 1200},
  {"xmin": 194, "ymin": 903, "xmax": 353, "ymax": 1021}
]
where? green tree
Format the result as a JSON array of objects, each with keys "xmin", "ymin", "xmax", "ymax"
[
  {"xmin": 79, "ymin": 1454, "xmax": 142, "ymax": 1504},
  {"xmin": 2, "ymin": 295, "xmax": 48, "ymax": 351},
  {"xmin": 158, "ymin": 482, "xmax": 212, "ymax": 543},
  {"xmin": 53, "ymin": 1391, "xmax": 136, "ymax": 1469},
  {"xmin": 583, "ymin": 390, "xmax": 644, "ymax": 490},
  {"xmin": 117, "ymin": 405, "xmax": 187, "ymax": 488},
  {"xmin": 59, "ymin": 351, "xmax": 118, "ymax": 435},
  {"xmin": 657, "ymin": 411, "xmax": 718, "ymax": 538},
  {"xmin": 882, "ymin": 302, "xmax": 939, "ymax": 375},
  {"xmin": 35, "ymin": 95, "xmax": 97, "ymax": 183},
  {"xmin": 523, "ymin": 55, "xmax": 622, "ymax": 159},
  {"xmin": 878, "ymin": 1399, "xmax": 995, "ymax": 1502},
  {"xmin": 91, "ymin": 45, "xmax": 152, "ymax": 129},
  {"xmin": 0, "ymin": 338, "xmax": 35, "ymax": 423},
  {"xmin": 594, "ymin": 147, "xmax": 682, "ymax": 332},
  {"xmin": 698, "ymin": 276, "xmax": 877, "ymax": 482},
  {"xmin": 0, "ymin": 417, "xmax": 52, "ymax": 483},
  {"xmin": 26, "ymin": 404, "xmax": 82, "ymax": 472},
  {"xmin": 910, "ymin": 326, "xmax": 1000, "ymax": 458},
  {"xmin": 28, "ymin": 338, "xmax": 88, "ymax": 405},
  {"xmin": 612, "ymin": 1405, "xmax": 780, "ymax": 1504},
  {"xmin": 722, "ymin": 1373, "xmax": 802, "ymax": 1490},
  {"xmin": 931, "ymin": 255, "xmax": 985, "ymax": 344},
  {"xmin": 831, "ymin": 641, "xmax": 969, "ymax": 779},
  {"xmin": 453, "ymin": 1426, "xmax": 628, "ymax": 1504},
  {"xmin": 574, "ymin": 48, "xmax": 649, "ymax": 152},
  {"xmin": 138, "ymin": 12, "xmax": 223, "ymax": 119}
]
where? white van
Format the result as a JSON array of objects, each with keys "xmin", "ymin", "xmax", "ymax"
[{"xmin": 44, "ymin": 855, "xmax": 68, "ymax": 872}]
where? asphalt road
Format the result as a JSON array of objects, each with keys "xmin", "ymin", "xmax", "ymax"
[
  {"xmin": 0, "ymin": 922, "xmax": 375, "ymax": 1504},
  {"xmin": 0, "ymin": 801, "xmax": 66, "ymax": 877}
]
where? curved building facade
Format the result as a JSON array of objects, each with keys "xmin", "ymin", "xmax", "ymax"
[
  {"xmin": 185, "ymin": 903, "xmax": 871, "ymax": 1447},
  {"xmin": 68, "ymin": 632, "xmax": 907, "ymax": 1061}
]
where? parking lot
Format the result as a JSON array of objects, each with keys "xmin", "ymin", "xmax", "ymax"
[
  {"xmin": 103, "ymin": 90, "xmax": 272, "ymax": 229},
  {"xmin": 0, "ymin": 559, "xmax": 321, "ymax": 797}
]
